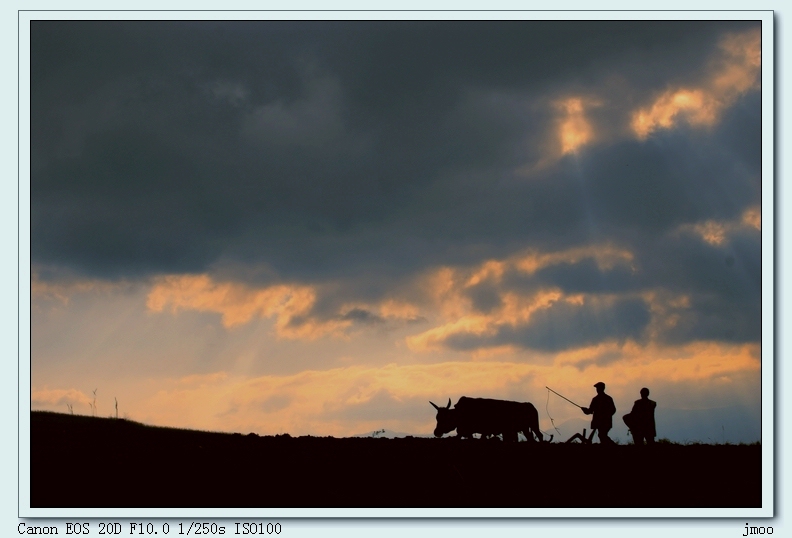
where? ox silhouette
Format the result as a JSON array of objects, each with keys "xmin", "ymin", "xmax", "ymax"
[{"xmin": 430, "ymin": 397, "xmax": 549, "ymax": 442}]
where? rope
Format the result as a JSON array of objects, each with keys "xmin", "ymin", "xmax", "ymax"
[{"xmin": 545, "ymin": 387, "xmax": 562, "ymax": 436}]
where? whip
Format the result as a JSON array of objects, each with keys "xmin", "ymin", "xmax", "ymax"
[{"xmin": 545, "ymin": 386, "xmax": 583, "ymax": 408}]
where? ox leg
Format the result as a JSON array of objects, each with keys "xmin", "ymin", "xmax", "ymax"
[{"xmin": 532, "ymin": 428, "xmax": 551, "ymax": 443}]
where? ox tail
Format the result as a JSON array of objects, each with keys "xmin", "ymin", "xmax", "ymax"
[{"xmin": 528, "ymin": 403, "xmax": 553, "ymax": 443}]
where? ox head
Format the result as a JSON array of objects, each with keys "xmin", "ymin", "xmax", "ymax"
[{"xmin": 430, "ymin": 398, "xmax": 455, "ymax": 437}]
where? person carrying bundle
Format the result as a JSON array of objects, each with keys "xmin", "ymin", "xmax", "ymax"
[{"xmin": 623, "ymin": 387, "xmax": 657, "ymax": 446}]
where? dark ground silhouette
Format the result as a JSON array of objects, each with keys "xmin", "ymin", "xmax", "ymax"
[{"xmin": 30, "ymin": 411, "xmax": 761, "ymax": 508}]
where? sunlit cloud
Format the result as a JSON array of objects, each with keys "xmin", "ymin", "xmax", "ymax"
[
  {"xmin": 378, "ymin": 299, "xmax": 423, "ymax": 321},
  {"xmin": 676, "ymin": 205, "xmax": 762, "ymax": 246},
  {"xmin": 176, "ymin": 372, "xmax": 229, "ymax": 386},
  {"xmin": 146, "ymin": 274, "xmax": 350, "ymax": 339},
  {"xmin": 31, "ymin": 270, "xmax": 129, "ymax": 304},
  {"xmin": 133, "ymin": 361, "xmax": 552, "ymax": 435},
  {"xmin": 742, "ymin": 206, "xmax": 761, "ymax": 230},
  {"xmin": 693, "ymin": 220, "xmax": 728, "ymax": 246},
  {"xmin": 519, "ymin": 96, "xmax": 600, "ymax": 174},
  {"xmin": 31, "ymin": 387, "xmax": 92, "ymax": 408},
  {"xmin": 540, "ymin": 340, "xmax": 760, "ymax": 434},
  {"xmin": 30, "ymin": 22, "xmax": 762, "ymax": 445},
  {"xmin": 146, "ymin": 274, "xmax": 427, "ymax": 339},
  {"xmin": 512, "ymin": 244, "xmax": 635, "ymax": 275},
  {"xmin": 407, "ymin": 314, "xmax": 498, "ymax": 352},
  {"xmin": 631, "ymin": 28, "xmax": 760, "ymax": 139},
  {"xmin": 555, "ymin": 97, "xmax": 597, "ymax": 154},
  {"xmin": 712, "ymin": 30, "xmax": 762, "ymax": 95},
  {"xmin": 406, "ymin": 244, "xmax": 641, "ymax": 353},
  {"xmin": 425, "ymin": 244, "xmax": 634, "ymax": 294},
  {"xmin": 632, "ymin": 88, "xmax": 719, "ymax": 138},
  {"xmin": 31, "ymin": 339, "xmax": 755, "ymax": 438}
]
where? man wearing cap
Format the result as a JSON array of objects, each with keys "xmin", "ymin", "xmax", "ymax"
[{"xmin": 581, "ymin": 382, "xmax": 616, "ymax": 445}]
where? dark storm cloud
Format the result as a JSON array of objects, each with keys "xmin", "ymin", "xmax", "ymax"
[
  {"xmin": 546, "ymin": 130, "xmax": 760, "ymax": 237},
  {"xmin": 645, "ymin": 229, "xmax": 762, "ymax": 344},
  {"xmin": 31, "ymin": 20, "xmax": 762, "ymax": 347},
  {"xmin": 532, "ymin": 259, "xmax": 638, "ymax": 295},
  {"xmin": 32, "ymin": 20, "xmax": 758, "ymax": 275}
]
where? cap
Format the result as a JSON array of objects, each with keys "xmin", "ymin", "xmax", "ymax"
[{"xmin": 593, "ymin": 382, "xmax": 606, "ymax": 389}]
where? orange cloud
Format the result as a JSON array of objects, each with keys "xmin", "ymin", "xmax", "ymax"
[
  {"xmin": 513, "ymin": 244, "xmax": 634, "ymax": 275},
  {"xmin": 712, "ymin": 30, "xmax": 762, "ymax": 95},
  {"xmin": 541, "ymin": 340, "xmax": 760, "ymax": 428},
  {"xmin": 146, "ymin": 274, "xmax": 349, "ymax": 339},
  {"xmin": 693, "ymin": 220, "xmax": 728, "ymax": 246},
  {"xmin": 556, "ymin": 97, "xmax": 596, "ymax": 154},
  {"xmin": 632, "ymin": 89, "xmax": 719, "ymax": 138},
  {"xmin": 31, "ymin": 387, "xmax": 92, "ymax": 407},
  {"xmin": 632, "ymin": 28, "xmax": 760, "ymax": 139},
  {"xmin": 676, "ymin": 206, "xmax": 762, "ymax": 246},
  {"xmin": 406, "ymin": 314, "xmax": 497, "ymax": 352},
  {"xmin": 131, "ymin": 361, "xmax": 551, "ymax": 436},
  {"xmin": 742, "ymin": 206, "xmax": 761, "ymax": 230},
  {"xmin": 68, "ymin": 338, "xmax": 758, "ymax": 438},
  {"xmin": 31, "ymin": 271, "xmax": 128, "ymax": 304},
  {"xmin": 466, "ymin": 260, "xmax": 507, "ymax": 287},
  {"xmin": 553, "ymin": 340, "xmax": 759, "ymax": 382},
  {"xmin": 407, "ymin": 244, "xmax": 637, "ymax": 353},
  {"xmin": 378, "ymin": 299, "xmax": 421, "ymax": 321}
]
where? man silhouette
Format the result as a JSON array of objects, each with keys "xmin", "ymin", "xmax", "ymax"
[
  {"xmin": 581, "ymin": 382, "xmax": 616, "ymax": 445},
  {"xmin": 623, "ymin": 387, "xmax": 656, "ymax": 446}
]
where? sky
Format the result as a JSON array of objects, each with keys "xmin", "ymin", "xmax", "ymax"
[{"xmin": 29, "ymin": 20, "xmax": 763, "ymax": 443}]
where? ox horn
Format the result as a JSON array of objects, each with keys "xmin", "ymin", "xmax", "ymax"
[
  {"xmin": 446, "ymin": 398, "xmax": 451, "ymax": 409},
  {"xmin": 429, "ymin": 401, "xmax": 440, "ymax": 410}
]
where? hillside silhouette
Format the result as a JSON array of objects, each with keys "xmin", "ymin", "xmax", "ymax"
[{"xmin": 30, "ymin": 411, "xmax": 760, "ymax": 508}]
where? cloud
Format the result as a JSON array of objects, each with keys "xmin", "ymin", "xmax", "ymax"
[
  {"xmin": 340, "ymin": 308, "xmax": 385, "ymax": 324},
  {"xmin": 29, "ymin": 21, "xmax": 762, "ymax": 443},
  {"xmin": 742, "ymin": 206, "xmax": 761, "ymax": 230},
  {"xmin": 631, "ymin": 28, "xmax": 760, "ymax": 138},
  {"xmin": 31, "ymin": 21, "xmax": 760, "ymax": 284},
  {"xmin": 487, "ymin": 295, "xmax": 651, "ymax": 351},
  {"xmin": 31, "ymin": 268, "xmax": 131, "ymax": 303},
  {"xmin": 146, "ymin": 274, "xmax": 350, "ymax": 338},
  {"xmin": 677, "ymin": 206, "xmax": 761, "ymax": 247},
  {"xmin": 145, "ymin": 273, "xmax": 430, "ymax": 341},
  {"xmin": 403, "ymin": 226, "xmax": 760, "ymax": 353},
  {"xmin": 416, "ymin": 294, "xmax": 650, "ymax": 353},
  {"xmin": 32, "ymin": 388, "xmax": 92, "ymax": 407},
  {"xmin": 205, "ymin": 80, "xmax": 250, "ymax": 107},
  {"xmin": 406, "ymin": 245, "xmax": 643, "ymax": 353},
  {"xmin": 52, "ymin": 340, "xmax": 756, "ymax": 441},
  {"xmin": 242, "ymin": 71, "xmax": 348, "ymax": 149},
  {"xmin": 555, "ymin": 97, "xmax": 598, "ymax": 154}
]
